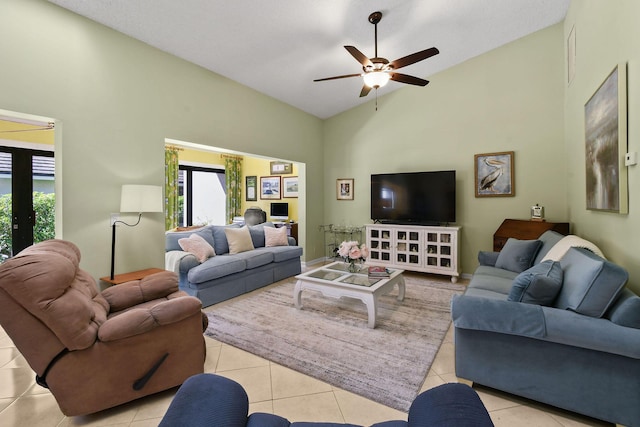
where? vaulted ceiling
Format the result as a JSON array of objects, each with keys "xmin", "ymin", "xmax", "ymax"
[{"xmin": 47, "ymin": 0, "xmax": 570, "ymax": 119}]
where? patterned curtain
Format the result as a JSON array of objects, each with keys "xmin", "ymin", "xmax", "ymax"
[
  {"xmin": 224, "ymin": 155, "xmax": 243, "ymax": 224},
  {"xmin": 165, "ymin": 146, "xmax": 180, "ymax": 230}
]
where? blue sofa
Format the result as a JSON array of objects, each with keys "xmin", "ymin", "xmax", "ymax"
[
  {"xmin": 165, "ymin": 222, "xmax": 302, "ymax": 307},
  {"xmin": 159, "ymin": 373, "xmax": 494, "ymax": 426},
  {"xmin": 452, "ymin": 230, "xmax": 640, "ymax": 426}
]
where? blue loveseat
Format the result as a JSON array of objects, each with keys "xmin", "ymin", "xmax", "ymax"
[
  {"xmin": 452, "ymin": 230, "xmax": 640, "ymax": 426},
  {"xmin": 165, "ymin": 222, "xmax": 302, "ymax": 307},
  {"xmin": 159, "ymin": 373, "xmax": 494, "ymax": 426}
]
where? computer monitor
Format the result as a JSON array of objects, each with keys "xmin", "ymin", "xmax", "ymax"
[{"xmin": 270, "ymin": 202, "xmax": 289, "ymax": 221}]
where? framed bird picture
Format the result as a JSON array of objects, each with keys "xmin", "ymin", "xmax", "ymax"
[{"xmin": 474, "ymin": 151, "xmax": 515, "ymax": 197}]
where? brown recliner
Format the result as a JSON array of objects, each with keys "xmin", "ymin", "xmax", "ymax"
[{"xmin": 0, "ymin": 239, "xmax": 207, "ymax": 416}]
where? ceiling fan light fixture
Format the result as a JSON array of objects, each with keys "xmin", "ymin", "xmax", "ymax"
[{"xmin": 363, "ymin": 71, "xmax": 390, "ymax": 88}]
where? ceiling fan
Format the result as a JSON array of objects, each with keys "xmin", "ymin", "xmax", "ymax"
[{"xmin": 314, "ymin": 11, "xmax": 439, "ymax": 98}]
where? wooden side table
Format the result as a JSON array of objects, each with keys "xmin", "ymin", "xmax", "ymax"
[{"xmin": 100, "ymin": 268, "xmax": 166, "ymax": 285}]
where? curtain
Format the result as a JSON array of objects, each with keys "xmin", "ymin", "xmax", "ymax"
[
  {"xmin": 224, "ymin": 155, "xmax": 243, "ymax": 224},
  {"xmin": 165, "ymin": 146, "xmax": 180, "ymax": 230}
]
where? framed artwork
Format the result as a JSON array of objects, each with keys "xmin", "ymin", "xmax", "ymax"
[
  {"xmin": 245, "ymin": 175, "xmax": 257, "ymax": 201},
  {"xmin": 282, "ymin": 176, "xmax": 299, "ymax": 198},
  {"xmin": 260, "ymin": 176, "xmax": 281, "ymax": 200},
  {"xmin": 270, "ymin": 161, "xmax": 293, "ymax": 175},
  {"xmin": 584, "ymin": 63, "xmax": 628, "ymax": 213},
  {"xmin": 474, "ymin": 151, "xmax": 515, "ymax": 197},
  {"xmin": 336, "ymin": 178, "xmax": 354, "ymax": 200}
]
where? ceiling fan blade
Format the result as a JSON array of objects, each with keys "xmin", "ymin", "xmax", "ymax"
[
  {"xmin": 390, "ymin": 73, "xmax": 429, "ymax": 86},
  {"xmin": 314, "ymin": 73, "xmax": 362, "ymax": 82},
  {"xmin": 390, "ymin": 47, "xmax": 439, "ymax": 70},
  {"xmin": 359, "ymin": 85, "xmax": 372, "ymax": 97},
  {"xmin": 345, "ymin": 46, "xmax": 373, "ymax": 67}
]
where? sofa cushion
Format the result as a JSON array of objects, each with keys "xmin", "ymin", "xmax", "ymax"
[
  {"xmin": 178, "ymin": 234, "xmax": 215, "ymax": 263},
  {"xmin": 606, "ymin": 289, "xmax": 640, "ymax": 329},
  {"xmin": 541, "ymin": 235, "xmax": 605, "ymax": 262},
  {"xmin": 188, "ymin": 255, "xmax": 246, "ymax": 283},
  {"xmin": 555, "ymin": 247, "xmax": 628, "ymax": 317},
  {"xmin": 232, "ymin": 250, "xmax": 274, "ymax": 269},
  {"xmin": 224, "ymin": 226, "xmax": 255, "ymax": 254},
  {"xmin": 259, "ymin": 245, "xmax": 304, "ymax": 262},
  {"xmin": 265, "ymin": 226, "xmax": 289, "ymax": 247},
  {"xmin": 495, "ymin": 238, "xmax": 542, "ymax": 273},
  {"xmin": 508, "ymin": 260, "xmax": 563, "ymax": 305}
]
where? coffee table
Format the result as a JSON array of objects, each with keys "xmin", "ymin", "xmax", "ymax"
[{"xmin": 294, "ymin": 261, "xmax": 405, "ymax": 328}]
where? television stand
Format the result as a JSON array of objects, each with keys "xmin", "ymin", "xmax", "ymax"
[{"xmin": 365, "ymin": 224, "xmax": 461, "ymax": 283}]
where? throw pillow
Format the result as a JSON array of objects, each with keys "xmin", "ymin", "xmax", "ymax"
[
  {"xmin": 264, "ymin": 226, "xmax": 289, "ymax": 247},
  {"xmin": 495, "ymin": 238, "xmax": 543, "ymax": 273},
  {"xmin": 555, "ymin": 247, "xmax": 628, "ymax": 317},
  {"xmin": 178, "ymin": 234, "xmax": 215, "ymax": 263},
  {"xmin": 224, "ymin": 226, "xmax": 255, "ymax": 254},
  {"xmin": 508, "ymin": 260, "xmax": 563, "ymax": 305}
]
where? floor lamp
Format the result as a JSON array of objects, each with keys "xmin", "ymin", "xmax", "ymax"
[{"xmin": 110, "ymin": 185, "xmax": 163, "ymax": 280}]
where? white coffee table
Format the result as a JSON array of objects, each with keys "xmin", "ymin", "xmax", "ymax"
[{"xmin": 294, "ymin": 262, "xmax": 405, "ymax": 328}]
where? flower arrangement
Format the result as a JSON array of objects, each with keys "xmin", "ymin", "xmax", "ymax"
[{"xmin": 337, "ymin": 241, "xmax": 368, "ymax": 272}]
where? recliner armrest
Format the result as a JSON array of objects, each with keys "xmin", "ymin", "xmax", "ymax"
[
  {"xmin": 98, "ymin": 296, "xmax": 202, "ymax": 342},
  {"xmin": 102, "ymin": 271, "xmax": 180, "ymax": 311}
]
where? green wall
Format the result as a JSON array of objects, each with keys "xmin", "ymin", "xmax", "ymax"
[
  {"xmin": 324, "ymin": 23, "xmax": 566, "ymax": 276},
  {"xmin": 564, "ymin": 1, "xmax": 640, "ymax": 291},
  {"xmin": 3, "ymin": 0, "xmax": 639, "ymax": 292},
  {"xmin": 0, "ymin": 0, "xmax": 324, "ymax": 280}
]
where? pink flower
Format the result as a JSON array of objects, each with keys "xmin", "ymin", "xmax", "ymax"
[{"xmin": 349, "ymin": 247, "xmax": 361, "ymax": 259}]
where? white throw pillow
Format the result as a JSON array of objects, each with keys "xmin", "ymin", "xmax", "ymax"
[
  {"xmin": 265, "ymin": 226, "xmax": 289, "ymax": 247},
  {"xmin": 224, "ymin": 226, "xmax": 255, "ymax": 254},
  {"xmin": 178, "ymin": 233, "xmax": 215, "ymax": 263}
]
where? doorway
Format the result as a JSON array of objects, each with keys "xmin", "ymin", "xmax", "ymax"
[{"xmin": 0, "ymin": 115, "xmax": 55, "ymax": 260}]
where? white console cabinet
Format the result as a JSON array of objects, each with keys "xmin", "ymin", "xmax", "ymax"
[{"xmin": 365, "ymin": 224, "xmax": 461, "ymax": 283}]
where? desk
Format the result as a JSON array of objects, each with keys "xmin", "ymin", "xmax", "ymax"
[
  {"xmin": 100, "ymin": 268, "xmax": 165, "ymax": 285},
  {"xmin": 493, "ymin": 219, "xmax": 570, "ymax": 252}
]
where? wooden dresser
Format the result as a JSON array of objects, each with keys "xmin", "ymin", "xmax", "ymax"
[{"xmin": 493, "ymin": 219, "xmax": 570, "ymax": 252}]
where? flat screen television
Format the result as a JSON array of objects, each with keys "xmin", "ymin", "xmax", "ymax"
[
  {"xmin": 371, "ymin": 170, "xmax": 456, "ymax": 224},
  {"xmin": 270, "ymin": 202, "xmax": 289, "ymax": 221}
]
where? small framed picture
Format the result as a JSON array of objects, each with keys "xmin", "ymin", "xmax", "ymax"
[
  {"xmin": 245, "ymin": 175, "xmax": 257, "ymax": 201},
  {"xmin": 474, "ymin": 151, "xmax": 515, "ymax": 197},
  {"xmin": 336, "ymin": 178, "xmax": 354, "ymax": 200},
  {"xmin": 270, "ymin": 161, "xmax": 293, "ymax": 175},
  {"xmin": 283, "ymin": 176, "xmax": 299, "ymax": 198},
  {"xmin": 260, "ymin": 176, "xmax": 281, "ymax": 200}
]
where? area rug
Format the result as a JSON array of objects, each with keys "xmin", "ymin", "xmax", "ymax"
[{"xmin": 205, "ymin": 274, "xmax": 465, "ymax": 411}]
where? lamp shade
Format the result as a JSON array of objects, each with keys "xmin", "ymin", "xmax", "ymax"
[{"xmin": 120, "ymin": 185, "xmax": 163, "ymax": 213}]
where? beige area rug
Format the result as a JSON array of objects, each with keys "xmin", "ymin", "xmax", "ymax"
[{"xmin": 205, "ymin": 274, "xmax": 465, "ymax": 411}]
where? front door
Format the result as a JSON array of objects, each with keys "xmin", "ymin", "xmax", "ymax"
[{"xmin": 0, "ymin": 147, "xmax": 55, "ymax": 259}]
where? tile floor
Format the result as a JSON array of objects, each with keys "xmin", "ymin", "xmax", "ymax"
[{"xmin": 0, "ymin": 273, "xmax": 613, "ymax": 427}]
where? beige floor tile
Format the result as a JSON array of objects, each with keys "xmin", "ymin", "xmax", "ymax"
[
  {"xmin": 419, "ymin": 373, "xmax": 446, "ymax": 393},
  {"xmin": 272, "ymin": 392, "xmax": 344, "ymax": 424},
  {"xmin": 0, "ymin": 367, "xmax": 35, "ymax": 399},
  {"xmin": 249, "ymin": 400, "xmax": 273, "ymax": 415},
  {"xmin": 218, "ymin": 366, "xmax": 272, "ymax": 403},
  {"xmin": 333, "ymin": 388, "xmax": 407, "ymax": 425},
  {"xmin": 203, "ymin": 344, "xmax": 221, "ymax": 372},
  {"xmin": 270, "ymin": 363, "xmax": 332, "ymax": 400},
  {"xmin": 131, "ymin": 389, "xmax": 176, "ymax": 422},
  {"xmin": 0, "ymin": 348, "xmax": 19, "ymax": 368},
  {"xmin": 62, "ymin": 401, "xmax": 140, "ymax": 427},
  {"xmin": 490, "ymin": 404, "xmax": 565, "ymax": 427},
  {"xmin": 130, "ymin": 419, "xmax": 161, "ymax": 427},
  {"xmin": 429, "ymin": 342, "xmax": 455, "ymax": 375},
  {"xmin": 215, "ymin": 344, "xmax": 269, "ymax": 372},
  {"xmin": 0, "ymin": 394, "xmax": 64, "ymax": 427}
]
